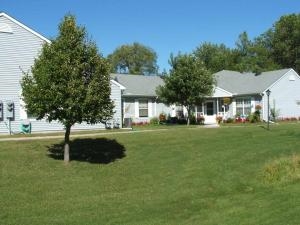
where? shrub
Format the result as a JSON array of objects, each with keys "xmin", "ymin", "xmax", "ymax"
[
  {"xmin": 159, "ymin": 113, "xmax": 166, "ymax": 123},
  {"xmin": 225, "ymin": 118, "xmax": 234, "ymax": 123},
  {"xmin": 278, "ymin": 117, "xmax": 300, "ymax": 122},
  {"xmin": 169, "ymin": 116, "xmax": 178, "ymax": 124},
  {"xmin": 190, "ymin": 115, "xmax": 197, "ymax": 125},
  {"xmin": 216, "ymin": 116, "xmax": 223, "ymax": 124},
  {"xmin": 235, "ymin": 116, "xmax": 246, "ymax": 123},
  {"xmin": 270, "ymin": 108, "xmax": 280, "ymax": 121},
  {"xmin": 197, "ymin": 116, "xmax": 205, "ymax": 125},
  {"xmin": 249, "ymin": 110, "xmax": 261, "ymax": 123},
  {"xmin": 177, "ymin": 118, "xmax": 187, "ymax": 124},
  {"xmin": 150, "ymin": 117, "xmax": 159, "ymax": 125},
  {"xmin": 132, "ymin": 121, "xmax": 149, "ymax": 126}
]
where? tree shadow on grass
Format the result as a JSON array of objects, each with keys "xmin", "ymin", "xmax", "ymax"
[{"xmin": 47, "ymin": 138, "xmax": 126, "ymax": 164}]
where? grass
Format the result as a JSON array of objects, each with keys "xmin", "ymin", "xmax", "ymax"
[
  {"xmin": 263, "ymin": 153, "xmax": 300, "ymax": 184},
  {"xmin": 1, "ymin": 124, "xmax": 300, "ymax": 224}
]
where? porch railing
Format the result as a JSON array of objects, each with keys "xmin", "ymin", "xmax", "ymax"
[{"xmin": 196, "ymin": 112, "xmax": 225, "ymax": 117}]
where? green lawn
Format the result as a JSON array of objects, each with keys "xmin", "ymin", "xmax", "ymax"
[{"xmin": 1, "ymin": 124, "xmax": 300, "ymax": 225}]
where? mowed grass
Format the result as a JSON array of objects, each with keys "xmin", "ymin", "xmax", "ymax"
[{"xmin": 1, "ymin": 124, "xmax": 300, "ymax": 225}]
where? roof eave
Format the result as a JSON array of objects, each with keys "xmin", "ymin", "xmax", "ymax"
[
  {"xmin": 262, "ymin": 68, "xmax": 294, "ymax": 93},
  {"xmin": 122, "ymin": 94, "xmax": 157, "ymax": 98},
  {"xmin": 232, "ymin": 92, "xmax": 261, "ymax": 96},
  {"xmin": 0, "ymin": 12, "xmax": 50, "ymax": 43},
  {"xmin": 110, "ymin": 79, "xmax": 126, "ymax": 90}
]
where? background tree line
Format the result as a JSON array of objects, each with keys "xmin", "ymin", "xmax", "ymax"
[
  {"xmin": 108, "ymin": 13, "xmax": 300, "ymax": 75},
  {"xmin": 189, "ymin": 13, "xmax": 300, "ymax": 74}
]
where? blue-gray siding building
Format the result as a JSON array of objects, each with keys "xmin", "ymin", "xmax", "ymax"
[{"xmin": 0, "ymin": 12, "xmax": 123, "ymax": 134}]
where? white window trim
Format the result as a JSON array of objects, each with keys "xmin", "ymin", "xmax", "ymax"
[
  {"xmin": 236, "ymin": 97, "xmax": 252, "ymax": 116},
  {"xmin": 138, "ymin": 99, "xmax": 149, "ymax": 118},
  {"xmin": 251, "ymin": 97, "xmax": 255, "ymax": 113}
]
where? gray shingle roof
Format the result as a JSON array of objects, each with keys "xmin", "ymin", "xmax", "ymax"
[
  {"xmin": 111, "ymin": 69, "xmax": 293, "ymax": 98},
  {"xmin": 111, "ymin": 74, "xmax": 164, "ymax": 97},
  {"xmin": 215, "ymin": 68, "xmax": 292, "ymax": 95}
]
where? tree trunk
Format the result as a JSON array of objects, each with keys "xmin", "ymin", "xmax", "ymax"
[
  {"xmin": 64, "ymin": 125, "xmax": 71, "ymax": 163},
  {"xmin": 186, "ymin": 106, "xmax": 190, "ymax": 126}
]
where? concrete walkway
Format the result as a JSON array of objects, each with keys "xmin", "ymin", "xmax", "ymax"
[
  {"xmin": 0, "ymin": 123, "xmax": 221, "ymax": 142},
  {"xmin": 203, "ymin": 123, "xmax": 220, "ymax": 128},
  {"xmin": 0, "ymin": 129, "xmax": 169, "ymax": 142}
]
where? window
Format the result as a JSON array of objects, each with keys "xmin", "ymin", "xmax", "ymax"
[
  {"xmin": 236, "ymin": 99, "xmax": 243, "ymax": 115},
  {"xmin": 243, "ymin": 99, "xmax": 251, "ymax": 115},
  {"xmin": 139, "ymin": 100, "xmax": 148, "ymax": 117},
  {"xmin": 236, "ymin": 98, "xmax": 251, "ymax": 116}
]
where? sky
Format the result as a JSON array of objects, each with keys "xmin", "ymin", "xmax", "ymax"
[{"xmin": 1, "ymin": 0, "xmax": 300, "ymax": 73}]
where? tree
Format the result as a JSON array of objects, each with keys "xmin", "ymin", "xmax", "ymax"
[
  {"xmin": 108, "ymin": 42, "xmax": 158, "ymax": 75},
  {"xmin": 271, "ymin": 14, "xmax": 300, "ymax": 73},
  {"xmin": 234, "ymin": 31, "xmax": 258, "ymax": 73},
  {"xmin": 194, "ymin": 42, "xmax": 236, "ymax": 73},
  {"xmin": 156, "ymin": 53, "xmax": 214, "ymax": 125},
  {"xmin": 21, "ymin": 15, "xmax": 114, "ymax": 163},
  {"xmin": 234, "ymin": 31, "xmax": 279, "ymax": 74}
]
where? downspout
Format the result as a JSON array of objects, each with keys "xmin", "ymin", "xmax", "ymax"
[
  {"xmin": 155, "ymin": 96, "xmax": 158, "ymax": 117},
  {"xmin": 121, "ymin": 89, "xmax": 125, "ymax": 126}
]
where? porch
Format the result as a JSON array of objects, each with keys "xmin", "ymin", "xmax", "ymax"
[{"xmin": 195, "ymin": 98, "xmax": 230, "ymax": 124}]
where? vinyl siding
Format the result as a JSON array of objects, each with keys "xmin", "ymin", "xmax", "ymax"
[
  {"xmin": 155, "ymin": 102, "xmax": 172, "ymax": 117},
  {"xmin": 110, "ymin": 81, "xmax": 122, "ymax": 127},
  {"xmin": 0, "ymin": 14, "xmax": 122, "ymax": 134},
  {"xmin": 122, "ymin": 97, "xmax": 171, "ymax": 123},
  {"xmin": 0, "ymin": 15, "xmax": 45, "ymax": 133},
  {"xmin": 263, "ymin": 70, "xmax": 300, "ymax": 120}
]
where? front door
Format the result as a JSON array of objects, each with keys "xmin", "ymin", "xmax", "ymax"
[{"xmin": 205, "ymin": 101, "xmax": 216, "ymax": 124}]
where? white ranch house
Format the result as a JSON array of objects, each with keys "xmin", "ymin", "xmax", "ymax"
[
  {"xmin": 199, "ymin": 68, "xmax": 300, "ymax": 123},
  {"xmin": 113, "ymin": 69, "xmax": 300, "ymax": 124}
]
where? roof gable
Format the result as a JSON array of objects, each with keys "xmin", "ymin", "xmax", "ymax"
[
  {"xmin": 0, "ymin": 12, "xmax": 50, "ymax": 43},
  {"xmin": 215, "ymin": 69, "xmax": 292, "ymax": 95},
  {"xmin": 110, "ymin": 79, "xmax": 126, "ymax": 90}
]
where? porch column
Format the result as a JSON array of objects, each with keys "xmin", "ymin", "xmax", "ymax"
[
  {"xmin": 154, "ymin": 99, "xmax": 157, "ymax": 117},
  {"xmin": 123, "ymin": 100, "xmax": 126, "ymax": 122},
  {"xmin": 251, "ymin": 97, "xmax": 255, "ymax": 113},
  {"xmin": 232, "ymin": 99, "xmax": 236, "ymax": 116}
]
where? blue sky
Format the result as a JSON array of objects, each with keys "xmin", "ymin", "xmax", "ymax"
[{"xmin": 2, "ymin": 0, "xmax": 300, "ymax": 72}]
